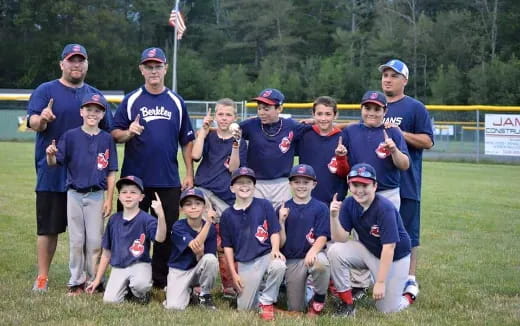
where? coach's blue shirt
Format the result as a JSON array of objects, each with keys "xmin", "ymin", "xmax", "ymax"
[
  {"xmin": 296, "ymin": 127, "xmax": 347, "ymax": 204},
  {"xmin": 384, "ymin": 96, "xmax": 434, "ymax": 200},
  {"xmin": 113, "ymin": 86, "xmax": 195, "ymax": 188},
  {"xmin": 102, "ymin": 211, "xmax": 157, "ymax": 268},
  {"xmin": 56, "ymin": 127, "xmax": 117, "ymax": 190},
  {"xmin": 240, "ymin": 118, "xmax": 311, "ymax": 180},
  {"xmin": 27, "ymin": 80, "xmax": 113, "ymax": 192},
  {"xmin": 168, "ymin": 219, "xmax": 217, "ymax": 270},
  {"xmin": 278, "ymin": 198, "xmax": 330, "ymax": 259},
  {"xmin": 194, "ymin": 131, "xmax": 247, "ymax": 205},
  {"xmin": 339, "ymin": 194, "xmax": 411, "ymax": 261},
  {"xmin": 342, "ymin": 124, "xmax": 409, "ymax": 191},
  {"xmin": 220, "ymin": 198, "xmax": 281, "ymax": 262}
]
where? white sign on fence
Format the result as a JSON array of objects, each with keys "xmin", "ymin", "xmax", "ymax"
[{"xmin": 485, "ymin": 114, "xmax": 520, "ymax": 156}]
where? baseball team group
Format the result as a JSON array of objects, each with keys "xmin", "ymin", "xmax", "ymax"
[{"xmin": 27, "ymin": 43, "xmax": 434, "ymax": 321}]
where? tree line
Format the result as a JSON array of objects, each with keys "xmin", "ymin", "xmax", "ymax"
[{"xmin": 1, "ymin": 0, "xmax": 519, "ymax": 105}]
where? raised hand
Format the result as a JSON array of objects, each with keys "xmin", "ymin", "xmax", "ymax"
[
  {"xmin": 150, "ymin": 192, "xmax": 164, "ymax": 217},
  {"xmin": 335, "ymin": 135, "xmax": 347, "ymax": 156},
  {"xmin": 330, "ymin": 193, "xmax": 342, "ymax": 219},
  {"xmin": 202, "ymin": 107, "xmax": 214, "ymax": 130},
  {"xmin": 204, "ymin": 200, "xmax": 217, "ymax": 224},
  {"xmin": 40, "ymin": 98, "xmax": 56, "ymax": 123},
  {"xmin": 46, "ymin": 139, "xmax": 58, "ymax": 156},
  {"xmin": 129, "ymin": 114, "xmax": 144, "ymax": 136},
  {"xmin": 383, "ymin": 129, "xmax": 397, "ymax": 153},
  {"xmin": 278, "ymin": 201, "xmax": 289, "ymax": 224}
]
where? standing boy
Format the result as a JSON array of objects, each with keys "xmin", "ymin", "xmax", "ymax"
[
  {"xmin": 328, "ymin": 163, "xmax": 412, "ymax": 315},
  {"xmin": 379, "ymin": 59, "xmax": 434, "ymax": 300},
  {"xmin": 296, "ymin": 96, "xmax": 348, "ymax": 204},
  {"xmin": 46, "ymin": 93, "xmax": 117, "ymax": 295},
  {"xmin": 192, "ymin": 98, "xmax": 247, "ymax": 297},
  {"xmin": 164, "ymin": 188, "xmax": 219, "ymax": 310},
  {"xmin": 220, "ymin": 167, "xmax": 287, "ymax": 321},
  {"xmin": 240, "ymin": 88, "xmax": 311, "ymax": 208},
  {"xmin": 278, "ymin": 164, "xmax": 330, "ymax": 315},
  {"xmin": 86, "ymin": 176, "xmax": 167, "ymax": 303}
]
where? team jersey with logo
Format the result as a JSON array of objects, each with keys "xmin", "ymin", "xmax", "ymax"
[
  {"xmin": 55, "ymin": 127, "xmax": 117, "ymax": 190},
  {"xmin": 113, "ymin": 87, "xmax": 195, "ymax": 187},
  {"xmin": 168, "ymin": 219, "xmax": 217, "ymax": 270},
  {"xmin": 194, "ymin": 131, "xmax": 248, "ymax": 205},
  {"xmin": 296, "ymin": 126, "xmax": 347, "ymax": 204},
  {"xmin": 102, "ymin": 210, "xmax": 158, "ymax": 268},
  {"xmin": 220, "ymin": 197, "xmax": 281, "ymax": 262},
  {"xmin": 278, "ymin": 198, "xmax": 330, "ymax": 259},
  {"xmin": 339, "ymin": 194, "xmax": 411, "ymax": 261},
  {"xmin": 384, "ymin": 96, "xmax": 434, "ymax": 200},
  {"xmin": 240, "ymin": 118, "xmax": 311, "ymax": 180},
  {"xmin": 341, "ymin": 124, "xmax": 409, "ymax": 191},
  {"xmin": 27, "ymin": 80, "xmax": 114, "ymax": 192}
]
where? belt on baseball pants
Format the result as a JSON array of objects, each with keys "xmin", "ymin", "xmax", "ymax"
[{"xmin": 70, "ymin": 186, "xmax": 103, "ymax": 193}]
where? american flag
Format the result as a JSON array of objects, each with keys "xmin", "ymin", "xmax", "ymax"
[{"xmin": 169, "ymin": 9, "xmax": 186, "ymax": 40}]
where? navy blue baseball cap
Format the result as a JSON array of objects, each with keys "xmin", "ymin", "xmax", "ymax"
[
  {"xmin": 81, "ymin": 93, "xmax": 108, "ymax": 111},
  {"xmin": 289, "ymin": 164, "xmax": 317, "ymax": 181},
  {"xmin": 116, "ymin": 176, "xmax": 144, "ymax": 192},
  {"xmin": 378, "ymin": 59, "xmax": 409, "ymax": 79},
  {"xmin": 252, "ymin": 88, "xmax": 285, "ymax": 106},
  {"xmin": 361, "ymin": 91, "xmax": 387, "ymax": 108},
  {"xmin": 348, "ymin": 163, "xmax": 377, "ymax": 184},
  {"xmin": 140, "ymin": 47, "xmax": 167, "ymax": 64},
  {"xmin": 180, "ymin": 188, "xmax": 206, "ymax": 206},
  {"xmin": 231, "ymin": 167, "xmax": 256, "ymax": 185},
  {"xmin": 61, "ymin": 43, "xmax": 87, "ymax": 60}
]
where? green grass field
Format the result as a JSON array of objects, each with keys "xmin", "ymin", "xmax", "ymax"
[{"xmin": 0, "ymin": 141, "xmax": 519, "ymax": 325}]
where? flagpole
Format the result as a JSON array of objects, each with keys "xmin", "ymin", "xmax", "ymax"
[{"xmin": 172, "ymin": 0, "xmax": 180, "ymax": 92}]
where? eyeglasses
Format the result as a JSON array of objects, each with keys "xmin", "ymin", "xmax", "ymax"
[
  {"xmin": 142, "ymin": 65, "xmax": 165, "ymax": 72},
  {"xmin": 347, "ymin": 168, "xmax": 375, "ymax": 179}
]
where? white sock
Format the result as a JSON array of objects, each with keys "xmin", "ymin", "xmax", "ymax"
[{"xmin": 408, "ymin": 275, "xmax": 416, "ymax": 282}]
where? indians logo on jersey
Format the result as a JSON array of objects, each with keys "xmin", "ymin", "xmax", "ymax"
[
  {"xmin": 328, "ymin": 156, "xmax": 338, "ymax": 173},
  {"xmin": 306, "ymin": 228, "xmax": 316, "ymax": 245},
  {"xmin": 279, "ymin": 131, "xmax": 294, "ymax": 153},
  {"xmin": 97, "ymin": 149, "xmax": 109, "ymax": 170},
  {"xmin": 255, "ymin": 220, "xmax": 269, "ymax": 243},
  {"xmin": 129, "ymin": 233, "xmax": 146, "ymax": 257},
  {"xmin": 370, "ymin": 225, "xmax": 381, "ymax": 237}
]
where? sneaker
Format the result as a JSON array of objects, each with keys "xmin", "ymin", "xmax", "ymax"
[
  {"xmin": 133, "ymin": 292, "xmax": 151, "ymax": 305},
  {"xmin": 351, "ymin": 287, "xmax": 368, "ymax": 301},
  {"xmin": 32, "ymin": 275, "xmax": 48, "ymax": 293},
  {"xmin": 334, "ymin": 303, "xmax": 356, "ymax": 317},
  {"xmin": 67, "ymin": 283, "xmax": 85, "ymax": 297},
  {"xmin": 198, "ymin": 294, "xmax": 217, "ymax": 310},
  {"xmin": 307, "ymin": 300, "xmax": 325, "ymax": 317},
  {"xmin": 259, "ymin": 303, "xmax": 275, "ymax": 321},
  {"xmin": 222, "ymin": 287, "xmax": 237, "ymax": 300},
  {"xmin": 403, "ymin": 279, "xmax": 419, "ymax": 300}
]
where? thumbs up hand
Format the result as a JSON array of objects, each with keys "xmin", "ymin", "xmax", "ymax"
[
  {"xmin": 278, "ymin": 201, "xmax": 290, "ymax": 224},
  {"xmin": 129, "ymin": 114, "xmax": 144, "ymax": 136},
  {"xmin": 46, "ymin": 139, "xmax": 58, "ymax": 156},
  {"xmin": 330, "ymin": 193, "xmax": 341, "ymax": 219},
  {"xmin": 335, "ymin": 135, "xmax": 347, "ymax": 156},
  {"xmin": 40, "ymin": 98, "xmax": 56, "ymax": 123}
]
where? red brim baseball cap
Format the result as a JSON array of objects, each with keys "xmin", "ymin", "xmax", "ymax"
[{"xmin": 348, "ymin": 177, "xmax": 374, "ymax": 184}]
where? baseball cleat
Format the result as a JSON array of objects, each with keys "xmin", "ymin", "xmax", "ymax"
[
  {"xmin": 351, "ymin": 287, "xmax": 368, "ymax": 301},
  {"xmin": 403, "ymin": 279, "xmax": 419, "ymax": 300},
  {"xmin": 307, "ymin": 300, "xmax": 325, "ymax": 316},
  {"xmin": 32, "ymin": 275, "xmax": 48, "ymax": 293},
  {"xmin": 334, "ymin": 303, "xmax": 356, "ymax": 317},
  {"xmin": 259, "ymin": 303, "xmax": 275, "ymax": 321},
  {"xmin": 198, "ymin": 294, "xmax": 217, "ymax": 310},
  {"xmin": 67, "ymin": 283, "xmax": 85, "ymax": 296}
]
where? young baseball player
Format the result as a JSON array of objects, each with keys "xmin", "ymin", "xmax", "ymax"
[
  {"xmin": 328, "ymin": 163, "xmax": 412, "ymax": 315},
  {"xmin": 85, "ymin": 176, "xmax": 167, "ymax": 304},
  {"xmin": 164, "ymin": 188, "xmax": 219, "ymax": 310},
  {"xmin": 45, "ymin": 93, "xmax": 117, "ymax": 295},
  {"xmin": 296, "ymin": 96, "xmax": 348, "ymax": 205},
  {"xmin": 278, "ymin": 164, "xmax": 330, "ymax": 315},
  {"xmin": 240, "ymin": 88, "xmax": 312, "ymax": 208},
  {"xmin": 192, "ymin": 98, "xmax": 247, "ymax": 298},
  {"xmin": 339, "ymin": 91, "xmax": 409, "ymax": 209},
  {"xmin": 220, "ymin": 167, "xmax": 287, "ymax": 321}
]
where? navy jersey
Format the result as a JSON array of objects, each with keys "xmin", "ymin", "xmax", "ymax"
[
  {"xmin": 278, "ymin": 198, "xmax": 330, "ymax": 259},
  {"xmin": 102, "ymin": 211, "xmax": 158, "ymax": 268},
  {"xmin": 113, "ymin": 86, "xmax": 195, "ymax": 187},
  {"xmin": 384, "ymin": 96, "xmax": 434, "ymax": 200},
  {"xmin": 168, "ymin": 219, "xmax": 217, "ymax": 270},
  {"xmin": 27, "ymin": 80, "xmax": 114, "ymax": 192},
  {"xmin": 339, "ymin": 194, "xmax": 411, "ymax": 261},
  {"xmin": 194, "ymin": 131, "xmax": 248, "ymax": 205},
  {"xmin": 56, "ymin": 127, "xmax": 118, "ymax": 190},
  {"xmin": 220, "ymin": 198, "xmax": 281, "ymax": 262},
  {"xmin": 240, "ymin": 118, "xmax": 311, "ymax": 180},
  {"xmin": 342, "ymin": 124, "xmax": 409, "ymax": 191},
  {"xmin": 296, "ymin": 126, "xmax": 347, "ymax": 204}
]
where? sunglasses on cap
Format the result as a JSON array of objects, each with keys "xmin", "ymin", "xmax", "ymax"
[{"xmin": 347, "ymin": 169, "xmax": 376, "ymax": 179}]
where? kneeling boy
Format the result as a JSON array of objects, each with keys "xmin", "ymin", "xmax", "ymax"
[
  {"xmin": 86, "ymin": 176, "xmax": 166, "ymax": 303},
  {"xmin": 164, "ymin": 187, "xmax": 219, "ymax": 310}
]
